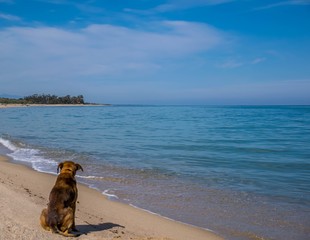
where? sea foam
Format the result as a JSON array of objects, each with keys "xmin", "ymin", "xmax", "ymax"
[{"xmin": 0, "ymin": 137, "xmax": 57, "ymax": 174}]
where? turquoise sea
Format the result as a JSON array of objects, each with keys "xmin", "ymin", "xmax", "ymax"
[{"xmin": 0, "ymin": 105, "xmax": 309, "ymax": 240}]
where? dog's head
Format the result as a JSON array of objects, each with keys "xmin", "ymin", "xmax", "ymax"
[{"xmin": 57, "ymin": 161, "xmax": 83, "ymax": 176}]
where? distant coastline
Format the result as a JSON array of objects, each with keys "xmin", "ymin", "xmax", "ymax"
[
  {"xmin": 0, "ymin": 103, "xmax": 111, "ymax": 109},
  {"xmin": 0, "ymin": 93, "xmax": 111, "ymax": 108}
]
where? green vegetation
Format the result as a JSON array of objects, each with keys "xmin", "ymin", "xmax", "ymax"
[{"xmin": 0, "ymin": 94, "xmax": 85, "ymax": 105}]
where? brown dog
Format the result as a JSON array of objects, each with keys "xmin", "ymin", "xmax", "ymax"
[{"xmin": 40, "ymin": 161, "xmax": 83, "ymax": 237}]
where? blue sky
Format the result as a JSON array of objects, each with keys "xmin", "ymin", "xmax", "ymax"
[{"xmin": 0, "ymin": 0, "xmax": 309, "ymax": 104}]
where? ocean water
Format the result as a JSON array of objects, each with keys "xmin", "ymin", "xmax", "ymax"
[{"xmin": 0, "ymin": 105, "xmax": 309, "ymax": 240}]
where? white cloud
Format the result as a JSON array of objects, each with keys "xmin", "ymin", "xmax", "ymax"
[{"xmin": 0, "ymin": 21, "xmax": 227, "ymax": 91}]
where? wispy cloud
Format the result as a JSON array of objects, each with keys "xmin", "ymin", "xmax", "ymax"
[
  {"xmin": 218, "ymin": 59, "xmax": 244, "ymax": 69},
  {"xmin": 218, "ymin": 57, "xmax": 266, "ymax": 69},
  {"xmin": 35, "ymin": 0, "xmax": 72, "ymax": 4},
  {"xmin": 36, "ymin": 0, "xmax": 105, "ymax": 14},
  {"xmin": 255, "ymin": 0, "xmax": 310, "ymax": 10},
  {"xmin": 251, "ymin": 57, "xmax": 266, "ymax": 64},
  {"xmin": 0, "ymin": 12, "xmax": 21, "ymax": 21},
  {"xmin": 127, "ymin": 0, "xmax": 235, "ymax": 13}
]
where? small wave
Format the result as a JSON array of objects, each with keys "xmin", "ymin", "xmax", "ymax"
[
  {"xmin": 0, "ymin": 137, "xmax": 18, "ymax": 151},
  {"xmin": 77, "ymin": 175, "xmax": 106, "ymax": 180},
  {"xmin": 102, "ymin": 189, "xmax": 119, "ymax": 200},
  {"xmin": 0, "ymin": 137, "xmax": 58, "ymax": 173},
  {"xmin": 77, "ymin": 175, "xmax": 129, "ymax": 184}
]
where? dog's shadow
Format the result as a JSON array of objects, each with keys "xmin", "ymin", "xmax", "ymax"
[{"xmin": 76, "ymin": 222, "xmax": 124, "ymax": 236}]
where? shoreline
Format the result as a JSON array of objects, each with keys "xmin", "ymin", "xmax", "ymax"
[{"xmin": 0, "ymin": 154, "xmax": 223, "ymax": 240}]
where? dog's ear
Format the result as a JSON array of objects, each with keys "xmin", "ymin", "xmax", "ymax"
[
  {"xmin": 57, "ymin": 162, "xmax": 64, "ymax": 173},
  {"xmin": 76, "ymin": 163, "xmax": 83, "ymax": 172}
]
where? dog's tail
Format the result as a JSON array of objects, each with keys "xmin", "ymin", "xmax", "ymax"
[
  {"xmin": 54, "ymin": 229, "xmax": 79, "ymax": 237},
  {"xmin": 50, "ymin": 224, "xmax": 79, "ymax": 237}
]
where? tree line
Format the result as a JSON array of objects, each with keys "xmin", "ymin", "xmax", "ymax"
[{"xmin": 0, "ymin": 94, "xmax": 85, "ymax": 104}]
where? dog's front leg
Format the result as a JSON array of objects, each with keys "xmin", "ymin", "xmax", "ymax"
[{"xmin": 71, "ymin": 201, "xmax": 78, "ymax": 232}]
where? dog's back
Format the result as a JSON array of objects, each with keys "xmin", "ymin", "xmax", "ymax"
[
  {"xmin": 47, "ymin": 173, "xmax": 77, "ymax": 228},
  {"xmin": 40, "ymin": 161, "xmax": 83, "ymax": 237}
]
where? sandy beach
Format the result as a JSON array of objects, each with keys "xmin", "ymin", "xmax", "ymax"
[{"xmin": 0, "ymin": 155, "xmax": 223, "ymax": 240}]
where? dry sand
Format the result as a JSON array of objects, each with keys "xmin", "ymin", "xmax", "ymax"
[{"xmin": 0, "ymin": 155, "xmax": 223, "ymax": 240}]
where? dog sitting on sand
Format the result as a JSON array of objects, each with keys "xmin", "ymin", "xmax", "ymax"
[{"xmin": 40, "ymin": 161, "xmax": 83, "ymax": 237}]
